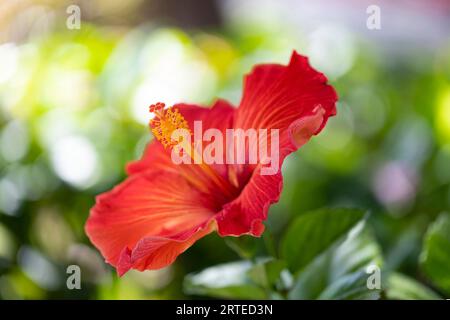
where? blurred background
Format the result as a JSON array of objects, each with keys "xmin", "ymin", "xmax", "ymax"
[{"xmin": 0, "ymin": 0, "xmax": 449, "ymax": 299}]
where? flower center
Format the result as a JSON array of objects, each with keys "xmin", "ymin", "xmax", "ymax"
[
  {"xmin": 148, "ymin": 102, "xmax": 236, "ymax": 199},
  {"xmin": 149, "ymin": 102, "xmax": 191, "ymax": 148}
]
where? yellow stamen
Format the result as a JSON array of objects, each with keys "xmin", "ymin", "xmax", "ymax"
[
  {"xmin": 149, "ymin": 102, "xmax": 191, "ymax": 149},
  {"xmin": 148, "ymin": 102, "xmax": 235, "ymax": 197}
]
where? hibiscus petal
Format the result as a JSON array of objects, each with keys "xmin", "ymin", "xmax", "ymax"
[
  {"xmin": 216, "ymin": 168, "xmax": 282, "ymax": 236},
  {"xmin": 235, "ymin": 51, "xmax": 337, "ymax": 147},
  {"xmin": 85, "ymin": 170, "xmax": 216, "ymax": 274},
  {"xmin": 176, "ymin": 99, "xmax": 236, "ymax": 134},
  {"xmin": 128, "ymin": 99, "xmax": 235, "ymax": 173},
  {"xmin": 128, "ymin": 100, "xmax": 236, "ymax": 186},
  {"xmin": 216, "ymin": 51, "xmax": 337, "ymax": 236},
  {"xmin": 117, "ymin": 221, "xmax": 215, "ymax": 275}
]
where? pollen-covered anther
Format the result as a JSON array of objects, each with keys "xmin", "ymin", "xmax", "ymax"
[{"xmin": 149, "ymin": 103, "xmax": 191, "ymax": 148}]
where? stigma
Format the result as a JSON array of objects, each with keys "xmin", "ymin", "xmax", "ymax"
[{"xmin": 149, "ymin": 102, "xmax": 191, "ymax": 148}]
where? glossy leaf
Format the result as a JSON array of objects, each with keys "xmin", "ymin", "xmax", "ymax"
[
  {"xmin": 183, "ymin": 261, "xmax": 267, "ymax": 299},
  {"xmin": 281, "ymin": 208, "xmax": 366, "ymax": 273},
  {"xmin": 289, "ymin": 223, "xmax": 383, "ymax": 300},
  {"xmin": 386, "ymin": 273, "xmax": 441, "ymax": 300},
  {"xmin": 420, "ymin": 213, "xmax": 450, "ymax": 296}
]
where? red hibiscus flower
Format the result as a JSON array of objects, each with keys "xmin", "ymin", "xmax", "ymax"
[{"xmin": 85, "ymin": 51, "xmax": 337, "ymax": 275}]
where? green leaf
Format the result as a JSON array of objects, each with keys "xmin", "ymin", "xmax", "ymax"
[
  {"xmin": 289, "ymin": 223, "xmax": 383, "ymax": 300},
  {"xmin": 183, "ymin": 261, "xmax": 267, "ymax": 299},
  {"xmin": 318, "ymin": 270, "xmax": 380, "ymax": 300},
  {"xmin": 225, "ymin": 235, "xmax": 260, "ymax": 260},
  {"xmin": 288, "ymin": 253, "xmax": 330, "ymax": 299},
  {"xmin": 225, "ymin": 230, "xmax": 277, "ymax": 260},
  {"xmin": 281, "ymin": 208, "xmax": 366, "ymax": 273},
  {"xmin": 420, "ymin": 212, "xmax": 450, "ymax": 296},
  {"xmin": 386, "ymin": 273, "xmax": 441, "ymax": 300},
  {"xmin": 247, "ymin": 259, "xmax": 286, "ymax": 289}
]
